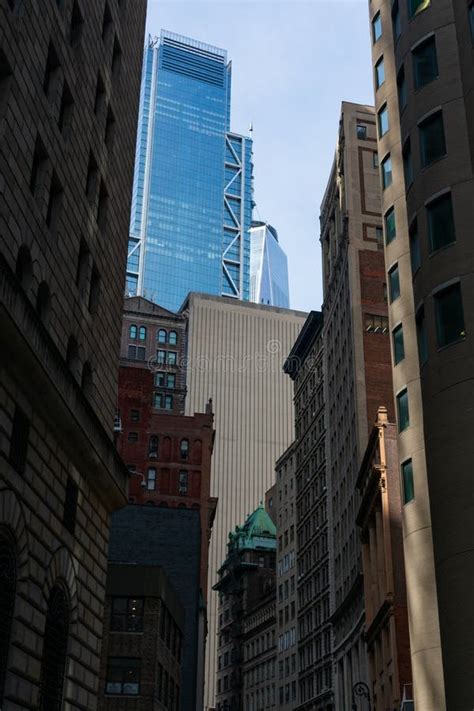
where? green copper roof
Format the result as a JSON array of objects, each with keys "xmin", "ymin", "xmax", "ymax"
[{"xmin": 230, "ymin": 503, "xmax": 276, "ymax": 552}]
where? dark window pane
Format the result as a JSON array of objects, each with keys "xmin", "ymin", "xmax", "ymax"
[
  {"xmin": 413, "ymin": 36, "xmax": 438, "ymax": 90},
  {"xmin": 427, "ymin": 193, "xmax": 456, "ymax": 252},
  {"xmin": 392, "ymin": 1, "xmax": 401, "ymax": 40},
  {"xmin": 397, "ymin": 65, "xmax": 407, "ymax": 111},
  {"xmin": 402, "ymin": 460, "xmax": 415, "ymax": 503},
  {"xmin": 357, "ymin": 124, "xmax": 367, "ymax": 140},
  {"xmin": 435, "ymin": 283, "xmax": 465, "ymax": 347},
  {"xmin": 420, "ymin": 111, "xmax": 446, "ymax": 167},
  {"xmin": 63, "ymin": 477, "xmax": 78, "ymax": 534},
  {"xmin": 409, "ymin": 0, "xmax": 430, "ymax": 19},
  {"xmin": 397, "ymin": 389, "xmax": 410, "ymax": 431},
  {"xmin": 403, "ymin": 140, "xmax": 413, "ymax": 188},
  {"xmin": 416, "ymin": 307, "xmax": 428, "ymax": 365},
  {"xmin": 393, "ymin": 324, "xmax": 405, "ymax": 364},
  {"xmin": 389, "ymin": 264, "xmax": 400, "ymax": 302},
  {"xmin": 470, "ymin": 3, "xmax": 474, "ymax": 42},
  {"xmin": 385, "ymin": 207, "xmax": 396, "ymax": 243},
  {"xmin": 9, "ymin": 407, "xmax": 29, "ymax": 474},
  {"xmin": 38, "ymin": 586, "xmax": 70, "ymax": 711},
  {"xmin": 409, "ymin": 221, "xmax": 421, "ymax": 274}
]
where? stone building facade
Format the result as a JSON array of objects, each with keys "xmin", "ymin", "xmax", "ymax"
[
  {"xmin": 356, "ymin": 407, "xmax": 412, "ymax": 710},
  {"xmin": 0, "ymin": 1, "xmax": 146, "ymax": 709},
  {"xmin": 367, "ymin": 2, "xmax": 474, "ymax": 707},
  {"xmin": 274, "ymin": 444, "xmax": 298, "ymax": 710},
  {"xmin": 214, "ymin": 505, "xmax": 277, "ymax": 711},
  {"xmin": 98, "ymin": 564, "xmax": 184, "ymax": 711},
  {"xmin": 320, "ymin": 102, "xmax": 394, "ymax": 709},
  {"xmin": 284, "ymin": 311, "xmax": 332, "ymax": 711}
]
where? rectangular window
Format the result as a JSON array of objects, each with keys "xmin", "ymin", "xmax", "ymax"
[
  {"xmin": 397, "ymin": 65, "xmax": 407, "ymax": 111},
  {"xmin": 153, "ymin": 393, "xmax": 163, "ymax": 409},
  {"xmin": 397, "ymin": 388, "xmax": 410, "ymax": 431},
  {"xmin": 392, "ymin": 1, "xmax": 401, "ymax": 41},
  {"xmin": 164, "ymin": 395, "xmax": 173, "ymax": 410},
  {"xmin": 178, "ymin": 470, "xmax": 187, "ymax": 494},
  {"xmin": 435, "ymin": 282, "xmax": 465, "ymax": 347},
  {"xmin": 155, "ymin": 372, "xmax": 165, "ymax": 387},
  {"xmin": 375, "ymin": 56, "xmax": 385, "ymax": 88},
  {"xmin": 356, "ymin": 124, "xmax": 367, "ymax": 140},
  {"xmin": 167, "ymin": 374, "xmax": 176, "ymax": 389},
  {"xmin": 409, "ymin": 220, "xmax": 421, "ymax": 274},
  {"xmin": 419, "ymin": 111, "xmax": 446, "ymax": 167},
  {"xmin": 373, "ymin": 151, "xmax": 379, "ymax": 168},
  {"xmin": 427, "ymin": 192, "xmax": 456, "ymax": 252},
  {"xmin": 385, "ymin": 207, "xmax": 396, "ymax": 243},
  {"xmin": 147, "ymin": 467, "xmax": 156, "ymax": 491},
  {"xmin": 372, "ymin": 12, "xmax": 382, "ymax": 42},
  {"xmin": 128, "ymin": 345, "xmax": 145, "ymax": 361},
  {"xmin": 393, "ymin": 324, "xmax": 405, "ymax": 364},
  {"xmin": 388, "ymin": 264, "xmax": 400, "ymax": 302},
  {"xmin": 381, "ymin": 154, "xmax": 392, "ymax": 189},
  {"xmin": 470, "ymin": 2, "xmax": 474, "ymax": 43},
  {"xmin": 9, "ymin": 406, "xmax": 29, "ymax": 474},
  {"xmin": 130, "ymin": 409, "xmax": 140, "ymax": 422},
  {"xmin": 413, "ymin": 36, "xmax": 438, "ymax": 89},
  {"xmin": 167, "ymin": 351, "xmax": 177, "ymax": 366},
  {"xmin": 378, "ymin": 104, "xmax": 389, "ymax": 136},
  {"xmin": 63, "ymin": 477, "xmax": 78, "ymax": 534},
  {"xmin": 157, "ymin": 349, "xmax": 166, "ymax": 364},
  {"xmin": 403, "ymin": 139, "xmax": 413, "ymax": 188},
  {"xmin": 110, "ymin": 598, "xmax": 144, "ymax": 632},
  {"xmin": 401, "ymin": 459, "xmax": 415, "ymax": 504},
  {"xmin": 416, "ymin": 306, "xmax": 428, "ymax": 364},
  {"xmin": 105, "ymin": 657, "xmax": 140, "ymax": 695},
  {"xmin": 408, "ymin": 0, "xmax": 430, "ymax": 19}
]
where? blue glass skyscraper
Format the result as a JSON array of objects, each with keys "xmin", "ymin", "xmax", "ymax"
[
  {"xmin": 127, "ymin": 31, "xmax": 253, "ymax": 311},
  {"xmin": 249, "ymin": 221, "xmax": 290, "ymax": 308}
]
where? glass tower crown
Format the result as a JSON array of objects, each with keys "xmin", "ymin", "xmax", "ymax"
[
  {"xmin": 249, "ymin": 221, "xmax": 290, "ymax": 308},
  {"xmin": 127, "ymin": 31, "xmax": 253, "ymax": 311}
]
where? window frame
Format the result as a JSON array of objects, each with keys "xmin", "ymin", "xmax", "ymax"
[
  {"xmin": 372, "ymin": 11, "xmax": 382, "ymax": 42},
  {"xmin": 426, "ymin": 191, "xmax": 456, "ymax": 253},
  {"xmin": 412, "ymin": 35, "xmax": 438, "ymax": 90},
  {"xmin": 375, "ymin": 56, "xmax": 385, "ymax": 89},
  {"xmin": 419, "ymin": 110, "xmax": 446, "ymax": 168},
  {"xmin": 384, "ymin": 206, "xmax": 396, "ymax": 244},
  {"xmin": 392, "ymin": 323, "xmax": 405, "ymax": 364},
  {"xmin": 105, "ymin": 657, "xmax": 141, "ymax": 696},
  {"xmin": 434, "ymin": 281, "xmax": 465, "ymax": 348},
  {"xmin": 401, "ymin": 459, "xmax": 415, "ymax": 504},
  {"xmin": 388, "ymin": 263, "xmax": 400, "ymax": 302},
  {"xmin": 396, "ymin": 388, "xmax": 410, "ymax": 432},
  {"xmin": 378, "ymin": 103, "xmax": 389, "ymax": 137},
  {"xmin": 110, "ymin": 597, "xmax": 144, "ymax": 633},
  {"xmin": 157, "ymin": 329, "xmax": 167, "ymax": 344}
]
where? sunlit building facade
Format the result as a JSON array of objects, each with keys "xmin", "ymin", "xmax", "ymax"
[
  {"xmin": 249, "ymin": 221, "xmax": 290, "ymax": 308},
  {"xmin": 127, "ymin": 31, "xmax": 253, "ymax": 310}
]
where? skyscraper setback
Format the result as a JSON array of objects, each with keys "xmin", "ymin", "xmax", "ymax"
[{"xmin": 127, "ymin": 31, "xmax": 253, "ymax": 311}]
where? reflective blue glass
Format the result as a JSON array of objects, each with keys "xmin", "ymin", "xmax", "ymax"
[
  {"xmin": 249, "ymin": 222, "xmax": 290, "ymax": 307},
  {"xmin": 127, "ymin": 32, "xmax": 253, "ymax": 310}
]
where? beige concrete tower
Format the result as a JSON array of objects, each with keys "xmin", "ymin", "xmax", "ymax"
[
  {"xmin": 183, "ymin": 293, "xmax": 307, "ymax": 709},
  {"xmin": 368, "ymin": 1, "xmax": 474, "ymax": 708}
]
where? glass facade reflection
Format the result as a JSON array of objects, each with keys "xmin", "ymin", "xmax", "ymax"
[
  {"xmin": 249, "ymin": 221, "xmax": 290, "ymax": 308},
  {"xmin": 127, "ymin": 31, "xmax": 253, "ymax": 311}
]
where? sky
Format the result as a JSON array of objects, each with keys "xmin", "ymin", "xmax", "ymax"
[{"xmin": 146, "ymin": 0, "xmax": 374, "ymax": 312}]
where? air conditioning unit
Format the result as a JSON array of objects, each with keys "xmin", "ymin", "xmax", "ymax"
[
  {"xmin": 149, "ymin": 451, "xmax": 157, "ymax": 459},
  {"xmin": 113, "ymin": 416, "xmax": 122, "ymax": 433},
  {"xmin": 179, "ymin": 486, "xmax": 188, "ymax": 494}
]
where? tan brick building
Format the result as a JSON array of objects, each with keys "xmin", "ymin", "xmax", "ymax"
[
  {"xmin": 0, "ymin": 1, "xmax": 146, "ymax": 708},
  {"xmin": 367, "ymin": 2, "xmax": 474, "ymax": 707},
  {"xmin": 356, "ymin": 407, "xmax": 412, "ymax": 710},
  {"xmin": 320, "ymin": 102, "xmax": 394, "ymax": 709}
]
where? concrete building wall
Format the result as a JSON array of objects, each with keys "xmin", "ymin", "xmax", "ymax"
[
  {"xmin": 0, "ymin": 1, "xmax": 146, "ymax": 708},
  {"xmin": 368, "ymin": 2, "xmax": 474, "ymax": 707},
  {"xmin": 183, "ymin": 293, "xmax": 306, "ymax": 708}
]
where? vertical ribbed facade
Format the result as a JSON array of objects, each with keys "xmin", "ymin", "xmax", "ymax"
[{"xmin": 184, "ymin": 293, "xmax": 306, "ymax": 709}]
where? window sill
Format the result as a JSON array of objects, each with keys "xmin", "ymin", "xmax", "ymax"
[
  {"xmin": 420, "ymin": 153, "xmax": 447, "ymax": 172},
  {"xmin": 436, "ymin": 336, "xmax": 466, "ymax": 353},
  {"xmin": 428, "ymin": 239, "xmax": 456, "ymax": 259}
]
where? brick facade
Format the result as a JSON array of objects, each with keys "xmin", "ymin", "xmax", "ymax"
[{"xmin": 0, "ymin": 1, "xmax": 146, "ymax": 708}]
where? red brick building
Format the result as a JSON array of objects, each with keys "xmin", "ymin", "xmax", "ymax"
[
  {"xmin": 116, "ymin": 296, "xmax": 217, "ymax": 599},
  {"xmin": 356, "ymin": 407, "xmax": 412, "ymax": 710}
]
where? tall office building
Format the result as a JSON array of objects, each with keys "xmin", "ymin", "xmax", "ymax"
[
  {"xmin": 127, "ymin": 31, "xmax": 253, "ymax": 311},
  {"xmin": 249, "ymin": 221, "xmax": 290, "ymax": 308},
  {"xmin": 368, "ymin": 2, "xmax": 474, "ymax": 708},
  {"xmin": 183, "ymin": 293, "xmax": 307, "ymax": 708},
  {"xmin": 320, "ymin": 102, "xmax": 393, "ymax": 709},
  {"xmin": 0, "ymin": 0, "xmax": 146, "ymax": 708}
]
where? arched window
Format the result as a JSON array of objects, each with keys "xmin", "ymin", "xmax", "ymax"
[
  {"xmin": 15, "ymin": 245, "xmax": 33, "ymax": 291},
  {"xmin": 157, "ymin": 329, "xmax": 167, "ymax": 344},
  {"xmin": 180, "ymin": 439, "xmax": 189, "ymax": 460},
  {"xmin": 148, "ymin": 436, "xmax": 158, "ymax": 458},
  {"xmin": 129, "ymin": 325, "xmax": 137, "ymax": 340},
  {"xmin": 138, "ymin": 326, "xmax": 147, "ymax": 341},
  {"xmin": 38, "ymin": 584, "xmax": 70, "ymax": 711},
  {"xmin": 0, "ymin": 529, "xmax": 16, "ymax": 706},
  {"xmin": 168, "ymin": 331, "xmax": 177, "ymax": 345},
  {"xmin": 36, "ymin": 282, "xmax": 51, "ymax": 324}
]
